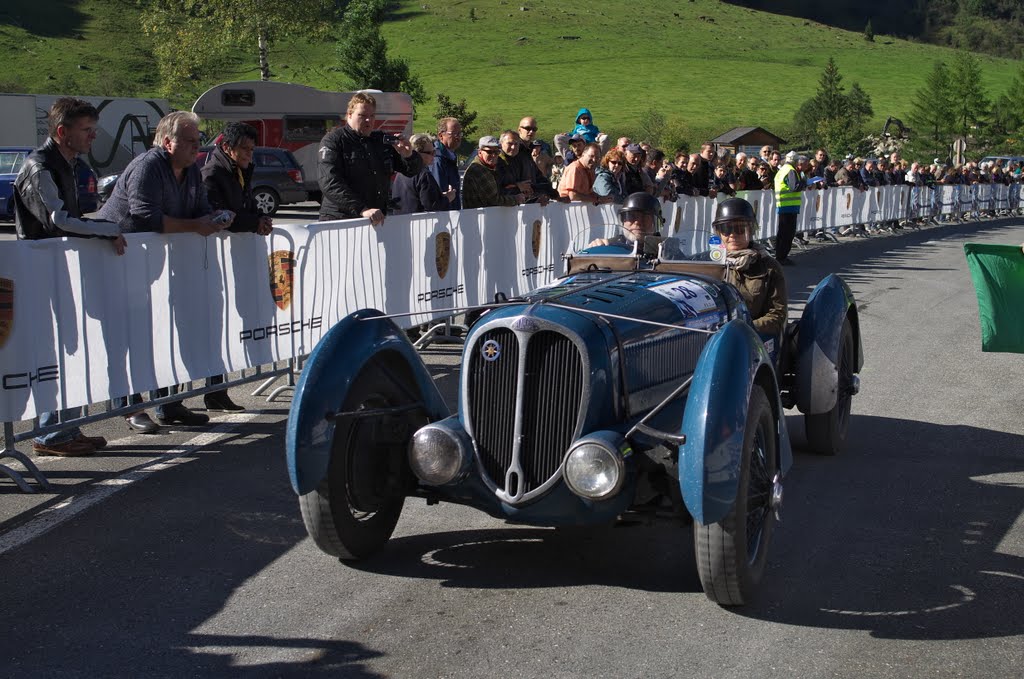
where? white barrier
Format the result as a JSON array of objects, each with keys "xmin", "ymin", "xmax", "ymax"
[{"xmin": 1, "ymin": 184, "xmax": 1019, "ymax": 421}]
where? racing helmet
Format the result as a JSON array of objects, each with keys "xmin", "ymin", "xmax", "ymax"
[
  {"xmin": 619, "ymin": 191, "xmax": 663, "ymax": 226},
  {"xmin": 712, "ymin": 197, "xmax": 757, "ymax": 235}
]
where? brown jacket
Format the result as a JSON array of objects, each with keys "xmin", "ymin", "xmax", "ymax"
[{"xmin": 724, "ymin": 246, "xmax": 788, "ymax": 337}]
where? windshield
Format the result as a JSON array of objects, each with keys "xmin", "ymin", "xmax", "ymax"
[
  {"xmin": 569, "ymin": 215, "xmax": 717, "ymax": 262},
  {"xmin": 0, "ymin": 151, "xmax": 27, "ymax": 175}
]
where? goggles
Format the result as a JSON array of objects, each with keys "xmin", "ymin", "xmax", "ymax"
[{"xmin": 713, "ymin": 219, "xmax": 753, "ymax": 237}]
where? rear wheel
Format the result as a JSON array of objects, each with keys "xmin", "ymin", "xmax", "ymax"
[
  {"xmin": 253, "ymin": 187, "xmax": 280, "ymax": 215},
  {"xmin": 694, "ymin": 386, "xmax": 778, "ymax": 606},
  {"xmin": 299, "ymin": 358, "xmax": 422, "ymax": 560},
  {"xmin": 805, "ymin": 319, "xmax": 854, "ymax": 455}
]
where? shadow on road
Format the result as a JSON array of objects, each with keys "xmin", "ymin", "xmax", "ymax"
[{"xmin": 746, "ymin": 414, "xmax": 1024, "ymax": 640}]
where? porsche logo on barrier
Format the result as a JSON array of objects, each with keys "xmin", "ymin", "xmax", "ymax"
[
  {"xmin": 531, "ymin": 220, "xmax": 542, "ymax": 259},
  {"xmin": 814, "ymin": 195, "xmax": 821, "ymax": 212},
  {"xmin": 876, "ymin": 189, "xmax": 882, "ymax": 201},
  {"xmin": 846, "ymin": 193, "xmax": 852, "ymax": 209},
  {"xmin": 0, "ymin": 278, "xmax": 12, "ymax": 349},
  {"xmin": 752, "ymin": 199, "xmax": 759, "ymax": 215},
  {"xmin": 435, "ymin": 232, "xmax": 451, "ymax": 278},
  {"xmin": 268, "ymin": 250, "xmax": 296, "ymax": 311}
]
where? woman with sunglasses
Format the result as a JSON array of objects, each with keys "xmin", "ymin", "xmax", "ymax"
[
  {"xmin": 392, "ymin": 134, "xmax": 455, "ymax": 214},
  {"xmin": 593, "ymin": 149, "xmax": 629, "ymax": 204},
  {"xmin": 713, "ymin": 198, "xmax": 788, "ymax": 338}
]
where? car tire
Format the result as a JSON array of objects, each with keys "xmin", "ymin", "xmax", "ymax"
[
  {"xmin": 694, "ymin": 385, "xmax": 777, "ymax": 606},
  {"xmin": 804, "ymin": 318, "xmax": 854, "ymax": 455},
  {"xmin": 298, "ymin": 358, "xmax": 418, "ymax": 561},
  {"xmin": 253, "ymin": 187, "xmax": 280, "ymax": 215}
]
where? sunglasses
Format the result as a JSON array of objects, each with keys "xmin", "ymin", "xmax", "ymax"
[
  {"xmin": 714, "ymin": 222, "xmax": 750, "ymax": 237},
  {"xmin": 520, "ymin": 126, "xmax": 537, "ymax": 132},
  {"xmin": 479, "ymin": 148, "xmax": 499, "ymax": 155},
  {"xmin": 608, "ymin": 160, "xmax": 623, "ymax": 165}
]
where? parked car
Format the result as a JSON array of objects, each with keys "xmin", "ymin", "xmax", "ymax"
[
  {"xmin": 196, "ymin": 145, "xmax": 307, "ymax": 215},
  {"xmin": 286, "ymin": 230, "xmax": 863, "ymax": 606},
  {"xmin": 0, "ymin": 147, "xmax": 99, "ymax": 221}
]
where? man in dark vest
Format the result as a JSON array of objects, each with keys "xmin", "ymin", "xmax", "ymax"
[{"xmin": 14, "ymin": 97, "xmax": 126, "ymax": 456}]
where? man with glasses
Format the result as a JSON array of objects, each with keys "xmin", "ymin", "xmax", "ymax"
[
  {"xmin": 517, "ymin": 117, "xmax": 551, "ymax": 157},
  {"xmin": 100, "ymin": 111, "xmax": 232, "ymax": 430},
  {"xmin": 430, "ymin": 116, "xmax": 463, "ymax": 210},
  {"xmin": 463, "ymin": 136, "xmax": 525, "ymax": 209},
  {"xmin": 508, "ymin": 122, "xmax": 561, "ymax": 203}
]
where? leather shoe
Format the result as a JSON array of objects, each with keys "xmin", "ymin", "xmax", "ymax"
[
  {"xmin": 778, "ymin": 257, "xmax": 796, "ymax": 266},
  {"xmin": 33, "ymin": 439, "xmax": 95, "ymax": 457},
  {"xmin": 204, "ymin": 392, "xmax": 244, "ymax": 412},
  {"xmin": 75, "ymin": 433, "xmax": 108, "ymax": 449},
  {"xmin": 126, "ymin": 413, "xmax": 160, "ymax": 434},
  {"xmin": 158, "ymin": 405, "xmax": 210, "ymax": 426}
]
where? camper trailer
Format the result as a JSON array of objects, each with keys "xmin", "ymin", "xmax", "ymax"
[
  {"xmin": 192, "ymin": 81, "xmax": 414, "ymax": 199},
  {"xmin": 0, "ymin": 93, "xmax": 168, "ymax": 177}
]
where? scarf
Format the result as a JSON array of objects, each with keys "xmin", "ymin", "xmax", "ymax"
[{"xmin": 726, "ymin": 242, "xmax": 767, "ymax": 272}]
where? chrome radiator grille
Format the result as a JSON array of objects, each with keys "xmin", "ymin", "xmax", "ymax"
[{"xmin": 466, "ymin": 326, "xmax": 584, "ymax": 500}]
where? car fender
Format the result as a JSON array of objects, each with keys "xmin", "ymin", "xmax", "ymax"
[
  {"xmin": 679, "ymin": 318, "xmax": 784, "ymax": 525},
  {"xmin": 286, "ymin": 309, "xmax": 450, "ymax": 495},
  {"xmin": 796, "ymin": 275, "xmax": 862, "ymax": 414}
]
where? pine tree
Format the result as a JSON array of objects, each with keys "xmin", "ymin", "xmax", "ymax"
[
  {"xmin": 948, "ymin": 51, "xmax": 990, "ymax": 139},
  {"xmin": 991, "ymin": 65, "xmax": 1024, "ymax": 136},
  {"xmin": 792, "ymin": 57, "xmax": 873, "ymax": 155},
  {"xmin": 908, "ymin": 60, "xmax": 954, "ymax": 152},
  {"xmin": 864, "ymin": 20, "xmax": 874, "ymax": 42},
  {"xmin": 337, "ymin": 0, "xmax": 427, "ymax": 105}
]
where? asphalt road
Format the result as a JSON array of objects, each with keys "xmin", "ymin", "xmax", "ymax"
[{"xmin": 1, "ymin": 217, "xmax": 1023, "ymax": 678}]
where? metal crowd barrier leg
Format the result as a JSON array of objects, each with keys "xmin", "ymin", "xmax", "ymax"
[
  {"xmin": 0, "ymin": 421, "xmax": 51, "ymax": 494},
  {"xmin": 265, "ymin": 358, "xmax": 298, "ymax": 402}
]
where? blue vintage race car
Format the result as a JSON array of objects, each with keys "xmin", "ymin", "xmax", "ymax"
[{"xmin": 286, "ymin": 237, "xmax": 862, "ymax": 606}]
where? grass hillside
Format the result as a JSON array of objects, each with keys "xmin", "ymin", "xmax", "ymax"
[{"xmin": 2, "ymin": 0, "xmax": 1021, "ymax": 145}]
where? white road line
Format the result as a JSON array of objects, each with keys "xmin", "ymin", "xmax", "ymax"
[{"xmin": 0, "ymin": 412, "xmax": 262, "ymax": 557}]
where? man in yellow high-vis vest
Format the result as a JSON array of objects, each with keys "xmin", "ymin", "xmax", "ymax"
[{"xmin": 773, "ymin": 150, "xmax": 802, "ymax": 265}]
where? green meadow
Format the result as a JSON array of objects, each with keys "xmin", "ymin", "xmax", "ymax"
[{"xmin": 2, "ymin": 0, "xmax": 1020, "ymax": 143}]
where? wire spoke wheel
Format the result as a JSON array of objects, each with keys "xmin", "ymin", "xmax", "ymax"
[{"xmin": 694, "ymin": 385, "xmax": 778, "ymax": 606}]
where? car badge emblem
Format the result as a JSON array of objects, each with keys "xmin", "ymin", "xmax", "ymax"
[
  {"xmin": 708, "ymin": 235, "xmax": 725, "ymax": 263},
  {"xmin": 482, "ymin": 339, "xmax": 501, "ymax": 361},
  {"xmin": 268, "ymin": 250, "xmax": 296, "ymax": 311},
  {"xmin": 511, "ymin": 317, "xmax": 539, "ymax": 333},
  {"xmin": 531, "ymin": 220, "xmax": 543, "ymax": 259},
  {"xmin": 435, "ymin": 232, "xmax": 451, "ymax": 278},
  {"xmin": 0, "ymin": 277, "xmax": 13, "ymax": 349}
]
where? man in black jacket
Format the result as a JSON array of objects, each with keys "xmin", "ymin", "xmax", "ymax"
[
  {"xmin": 317, "ymin": 92, "xmax": 422, "ymax": 225},
  {"xmin": 199, "ymin": 121, "xmax": 271, "ymax": 412},
  {"xmin": 201, "ymin": 122, "xmax": 272, "ymax": 235},
  {"xmin": 14, "ymin": 97, "xmax": 125, "ymax": 456}
]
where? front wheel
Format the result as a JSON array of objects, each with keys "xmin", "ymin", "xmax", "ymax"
[
  {"xmin": 694, "ymin": 385, "xmax": 778, "ymax": 606},
  {"xmin": 298, "ymin": 358, "xmax": 421, "ymax": 560},
  {"xmin": 805, "ymin": 318, "xmax": 855, "ymax": 455}
]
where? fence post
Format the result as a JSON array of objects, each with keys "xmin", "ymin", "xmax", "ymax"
[{"xmin": 0, "ymin": 420, "xmax": 52, "ymax": 493}]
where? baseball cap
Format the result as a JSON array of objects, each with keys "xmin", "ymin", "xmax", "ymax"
[
  {"xmin": 569, "ymin": 133, "xmax": 586, "ymax": 143},
  {"xmin": 625, "ymin": 143, "xmax": 642, "ymax": 154},
  {"xmin": 478, "ymin": 135, "xmax": 501, "ymax": 150},
  {"xmin": 785, "ymin": 151, "xmax": 798, "ymax": 163}
]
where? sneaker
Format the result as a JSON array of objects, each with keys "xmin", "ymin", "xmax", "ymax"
[
  {"xmin": 33, "ymin": 439, "xmax": 95, "ymax": 457},
  {"xmin": 75, "ymin": 433, "xmax": 108, "ymax": 449},
  {"xmin": 204, "ymin": 392, "xmax": 244, "ymax": 412},
  {"xmin": 126, "ymin": 413, "xmax": 160, "ymax": 434},
  {"xmin": 157, "ymin": 404, "xmax": 210, "ymax": 426}
]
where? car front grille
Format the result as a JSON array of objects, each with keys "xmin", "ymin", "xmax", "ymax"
[{"xmin": 466, "ymin": 326, "xmax": 584, "ymax": 501}]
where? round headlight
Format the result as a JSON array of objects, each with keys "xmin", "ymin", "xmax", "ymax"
[
  {"xmin": 408, "ymin": 425, "xmax": 464, "ymax": 486},
  {"xmin": 564, "ymin": 442, "xmax": 624, "ymax": 500}
]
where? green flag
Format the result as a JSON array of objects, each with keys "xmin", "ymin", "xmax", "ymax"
[{"xmin": 964, "ymin": 243, "xmax": 1024, "ymax": 353}]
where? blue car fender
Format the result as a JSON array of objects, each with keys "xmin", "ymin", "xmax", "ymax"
[
  {"xmin": 286, "ymin": 309, "xmax": 450, "ymax": 495},
  {"xmin": 796, "ymin": 275, "xmax": 862, "ymax": 414},
  {"xmin": 679, "ymin": 319, "xmax": 786, "ymax": 525}
]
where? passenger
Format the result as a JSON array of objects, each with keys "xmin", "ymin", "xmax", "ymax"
[
  {"xmin": 712, "ymin": 197, "xmax": 788, "ymax": 337},
  {"xmin": 587, "ymin": 192, "xmax": 663, "ymax": 249}
]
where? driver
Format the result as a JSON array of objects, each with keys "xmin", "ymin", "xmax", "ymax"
[
  {"xmin": 588, "ymin": 192, "xmax": 663, "ymax": 249},
  {"xmin": 713, "ymin": 197, "xmax": 788, "ymax": 337}
]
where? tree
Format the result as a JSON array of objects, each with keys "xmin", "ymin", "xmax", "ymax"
[
  {"xmin": 908, "ymin": 60, "xmax": 955, "ymax": 153},
  {"xmin": 141, "ymin": 0, "xmax": 336, "ymax": 96},
  {"xmin": 434, "ymin": 93, "xmax": 478, "ymax": 139},
  {"xmin": 991, "ymin": 65, "xmax": 1024, "ymax": 137},
  {"xmin": 792, "ymin": 58, "xmax": 874, "ymax": 155},
  {"xmin": 864, "ymin": 19, "xmax": 874, "ymax": 42},
  {"xmin": 948, "ymin": 51, "xmax": 990, "ymax": 139},
  {"xmin": 336, "ymin": 0, "xmax": 428, "ymax": 105}
]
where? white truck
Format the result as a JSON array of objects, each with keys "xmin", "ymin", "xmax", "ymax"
[{"xmin": 0, "ymin": 93, "xmax": 169, "ymax": 177}]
